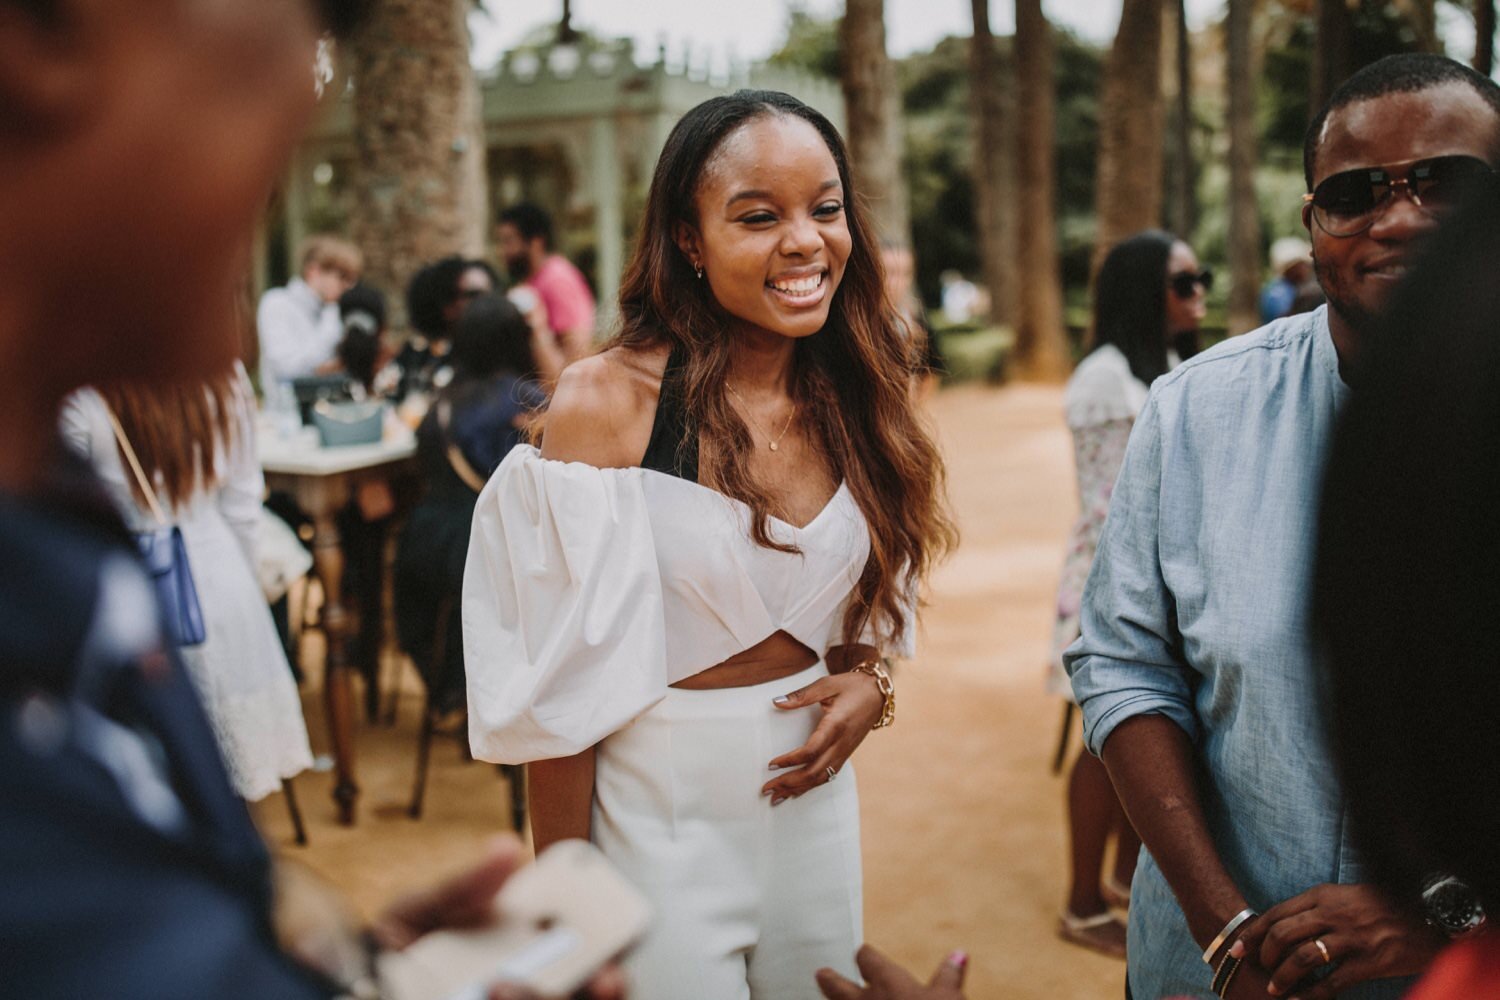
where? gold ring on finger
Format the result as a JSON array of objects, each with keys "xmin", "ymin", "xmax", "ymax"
[{"xmin": 1314, "ymin": 939, "xmax": 1331, "ymax": 965}]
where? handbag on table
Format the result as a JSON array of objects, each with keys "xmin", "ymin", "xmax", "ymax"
[{"xmin": 106, "ymin": 407, "xmax": 208, "ymax": 647}]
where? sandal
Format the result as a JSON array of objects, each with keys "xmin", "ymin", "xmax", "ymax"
[
  {"xmin": 1102, "ymin": 873, "xmax": 1133, "ymax": 910},
  {"xmin": 1057, "ymin": 909, "xmax": 1128, "ymax": 959}
]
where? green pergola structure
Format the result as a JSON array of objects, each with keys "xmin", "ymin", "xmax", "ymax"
[{"xmin": 273, "ymin": 36, "xmax": 842, "ymax": 332}]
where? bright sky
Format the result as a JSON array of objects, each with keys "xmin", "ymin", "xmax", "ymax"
[
  {"xmin": 469, "ymin": 0, "xmax": 1487, "ymax": 79},
  {"xmin": 469, "ymin": 0, "xmax": 1223, "ymax": 72}
]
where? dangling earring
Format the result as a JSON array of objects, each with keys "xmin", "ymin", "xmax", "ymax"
[{"xmin": 694, "ymin": 262, "xmax": 704, "ymax": 280}]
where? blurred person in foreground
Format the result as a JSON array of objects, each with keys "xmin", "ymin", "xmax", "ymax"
[
  {"xmin": 0, "ymin": 2, "xmax": 620, "ymax": 997},
  {"xmin": 395, "ymin": 295, "xmax": 546, "ymax": 715},
  {"xmin": 496, "ymin": 202, "xmax": 597, "ymax": 363},
  {"xmin": 1066, "ymin": 53, "xmax": 1500, "ymax": 999},
  {"xmin": 1049, "ymin": 229, "xmax": 1206, "ymax": 959},
  {"xmin": 1312, "ymin": 165, "xmax": 1500, "ymax": 999}
]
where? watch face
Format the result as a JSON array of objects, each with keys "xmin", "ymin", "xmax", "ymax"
[{"xmin": 1425, "ymin": 877, "xmax": 1487, "ymax": 936}]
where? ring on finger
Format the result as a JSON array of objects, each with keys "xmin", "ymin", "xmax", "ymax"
[
  {"xmin": 825, "ymin": 766, "xmax": 838, "ymax": 783},
  {"xmin": 1314, "ymin": 938, "xmax": 1331, "ymax": 965}
]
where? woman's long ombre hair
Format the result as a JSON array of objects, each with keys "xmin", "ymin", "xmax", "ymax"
[
  {"xmin": 609, "ymin": 90, "xmax": 955, "ymax": 649},
  {"xmin": 99, "ymin": 367, "xmax": 241, "ymax": 511}
]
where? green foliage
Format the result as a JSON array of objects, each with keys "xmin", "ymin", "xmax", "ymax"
[
  {"xmin": 767, "ymin": 3, "xmax": 841, "ymax": 80},
  {"xmin": 898, "ymin": 32, "xmax": 1104, "ymax": 305},
  {"xmin": 767, "ymin": 9, "xmax": 1103, "ymax": 307},
  {"xmin": 1260, "ymin": 0, "xmax": 1441, "ymax": 161}
]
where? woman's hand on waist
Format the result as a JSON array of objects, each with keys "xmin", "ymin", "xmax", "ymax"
[{"xmin": 761, "ymin": 668, "xmax": 885, "ymax": 806}]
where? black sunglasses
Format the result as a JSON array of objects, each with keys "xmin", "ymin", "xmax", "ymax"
[
  {"xmin": 1169, "ymin": 268, "xmax": 1213, "ymax": 299},
  {"xmin": 1304, "ymin": 154, "xmax": 1497, "ymax": 237}
]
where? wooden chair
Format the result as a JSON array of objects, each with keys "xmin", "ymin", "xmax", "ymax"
[
  {"xmin": 407, "ymin": 596, "xmax": 526, "ymax": 832},
  {"xmin": 281, "ymin": 777, "xmax": 308, "ymax": 846}
]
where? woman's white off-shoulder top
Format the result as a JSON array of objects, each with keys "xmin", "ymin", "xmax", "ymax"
[{"xmin": 463, "ymin": 445, "xmax": 909, "ymax": 763}]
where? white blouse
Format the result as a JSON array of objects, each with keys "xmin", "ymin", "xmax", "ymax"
[
  {"xmin": 1063, "ymin": 344, "xmax": 1151, "ymax": 429},
  {"xmin": 463, "ymin": 445, "xmax": 910, "ymax": 764}
]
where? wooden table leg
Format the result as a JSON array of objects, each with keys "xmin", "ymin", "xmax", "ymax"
[{"xmin": 310, "ymin": 507, "xmax": 359, "ymax": 825}]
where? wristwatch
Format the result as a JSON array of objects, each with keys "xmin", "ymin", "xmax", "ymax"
[{"xmin": 1422, "ymin": 875, "xmax": 1487, "ymax": 938}]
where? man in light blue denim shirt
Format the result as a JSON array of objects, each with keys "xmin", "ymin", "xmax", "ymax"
[{"xmin": 1067, "ymin": 55, "xmax": 1500, "ymax": 1000}]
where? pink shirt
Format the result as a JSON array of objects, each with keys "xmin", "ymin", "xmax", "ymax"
[{"xmin": 527, "ymin": 254, "xmax": 596, "ymax": 338}]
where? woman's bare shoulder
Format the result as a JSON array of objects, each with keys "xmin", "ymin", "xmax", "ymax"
[{"xmin": 541, "ymin": 343, "xmax": 672, "ymax": 468}]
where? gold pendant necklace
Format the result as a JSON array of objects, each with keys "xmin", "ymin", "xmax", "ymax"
[{"xmin": 727, "ymin": 384, "xmax": 796, "ymax": 452}]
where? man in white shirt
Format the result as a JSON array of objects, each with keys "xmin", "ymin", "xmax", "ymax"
[{"xmin": 256, "ymin": 234, "xmax": 362, "ymax": 391}]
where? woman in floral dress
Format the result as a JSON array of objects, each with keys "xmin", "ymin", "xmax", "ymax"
[{"xmin": 1051, "ymin": 230, "xmax": 1208, "ymax": 957}]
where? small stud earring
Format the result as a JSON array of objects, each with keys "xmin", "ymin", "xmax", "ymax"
[{"xmin": 694, "ymin": 263, "xmax": 704, "ymax": 280}]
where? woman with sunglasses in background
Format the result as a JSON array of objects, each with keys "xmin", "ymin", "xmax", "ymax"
[
  {"xmin": 1049, "ymin": 229, "xmax": 1207, "ymax": 958},
  {"xmin": 397, "ymin": 256, "xmax": 502, "ymax": 402}
]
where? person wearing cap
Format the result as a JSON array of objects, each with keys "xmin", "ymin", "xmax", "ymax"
[{"xmin": 1259, "ymin": 236, "xmax": 1314, "ymax": 324}]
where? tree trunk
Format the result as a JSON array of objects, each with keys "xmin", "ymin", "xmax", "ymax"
[
  {"xmin": 1091, "ymin": 0, "xmax": 1167, "ymax": 280},
  {"xmin": 968, "ymin": 0, "xmax": 1013, "ymax": 326},
  {"xmin": 1312, "ymin": 0, "xmax": 1355, "ymax": 117},
  {"xmin": 1011, "ymin": 0, "xmax": 1070, "ymax": 380},
  {"xmin": 1407, "ymin": 0, "xmax": 1440, "ymax": 52},
  {"xmin": 347, "ymin": 0, "xmax": 487, "ymax": 326},
  {"xmin": 1227, "ymin": 0, "xmax": 1262, "ymax": 336},
  {"xmin": 1166, "ymin": 0, "xmax": 1199, "ymax": 239},
  {"xmin": 839, "ymin": 0, "xmax": 911, "ymax": 244},
  {"xmin": 1477, "ymin": 0, "xmax": 1496, "ymax": 77}
]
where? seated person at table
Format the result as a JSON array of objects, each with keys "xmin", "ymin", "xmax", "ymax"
[
  {"xmin": 336, "ymin": 283, "xmax": 397, "ymax": 399},
  {"xmin": 395, "ymin": 296, "xmax": 546, "ymax": 713},
  {"xmin": 257, "ymin": 234, "xmax": 362, "ymax": 393}
]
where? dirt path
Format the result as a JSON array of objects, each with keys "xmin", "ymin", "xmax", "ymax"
[{"xmin": 260, "ymin": 382, "xmax": 1126, "ymax": 999}]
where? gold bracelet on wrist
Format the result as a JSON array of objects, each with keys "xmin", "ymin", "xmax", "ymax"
[{"xmin": 849, "ymin": 659, "xmax": 896, "ymax": 729}]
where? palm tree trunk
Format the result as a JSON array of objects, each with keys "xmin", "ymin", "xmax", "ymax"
[
  {"xmin": 1166, "ymin": 0, "xmax": 1199, "ymax": 239},
  {"xmin": 1227, "ymin": 0, "xmax": 1262, "ymax": 335},
  {"xmin": 347, "ymin": 0, "xmax": 488, "ymax": 324},
  {"xmin": 839, "ymin": 0, "xmax": 911, "ymax": 244},
  {"xmin": 968, "ymin": 0, "xmax": 1014, "ymax": 326},
  {"xmin": 1312, "ymin": 0, "xmax": 1355, "ymax": 117},
  {"xmin": 1011, "ymin": 0, "xmax": 1070, "ymax": 381},
  {"xmin": 1477, "ymin": 0, "xmax": 1496, "ymax": 76},
  {"xmin": 1091, "ymin": 0, "xmax": 1167, "ymax": 280},
  {"xmin": 1407, "ymin": 0, "xmax": 1440, "ymax": 52}
]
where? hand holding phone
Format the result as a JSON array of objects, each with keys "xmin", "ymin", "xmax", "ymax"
[{"xmin": 377, "ymin": 840, "xmax": 649, "ymax": 1000}]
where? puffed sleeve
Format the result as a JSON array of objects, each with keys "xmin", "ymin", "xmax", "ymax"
[
  {"xmin": 852, "ymin": 573, "xmax": 919, "ymax": 661},
  {"xmin": 462, "ymin": 446, "xmax": 668, "ymax": 764}
]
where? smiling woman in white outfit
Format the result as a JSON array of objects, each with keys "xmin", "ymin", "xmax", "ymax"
[{"xmin": 463, "ymin": 90, "xmax": 955, "ymax": 999}]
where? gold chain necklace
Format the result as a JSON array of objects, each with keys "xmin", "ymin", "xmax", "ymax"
[{"xmin": 726, "ymin": 384, "xmax": 797, "ymax": 452}]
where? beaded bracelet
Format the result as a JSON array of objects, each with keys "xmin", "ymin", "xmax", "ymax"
[{"xmin": 1211, "ymin": 953, "xmax": 1243, "ymax": 998}]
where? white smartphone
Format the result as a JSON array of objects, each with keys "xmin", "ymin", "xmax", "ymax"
[{"xmin": 377, "ymin": 840, "xmax": 651, "ymax": 1000}]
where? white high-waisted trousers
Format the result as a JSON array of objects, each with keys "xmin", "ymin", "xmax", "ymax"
[{"xmin": 592, "ymin": 662, "xmax": 863, "ymax": 1000}]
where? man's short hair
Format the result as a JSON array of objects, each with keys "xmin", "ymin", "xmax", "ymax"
[
  {"xmin": 497, "ymin": 203, "xmax": 554, "ymax": 249},
  {"xmin": 297, "ymin": 234, "xmax": 363, "ymax": 279},
  {"xmin": 1304, "ymin": 53, "xmax": 1500, "ymax": 189}
]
